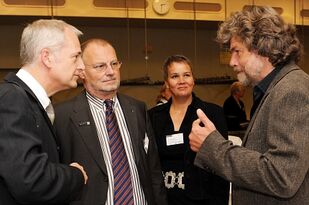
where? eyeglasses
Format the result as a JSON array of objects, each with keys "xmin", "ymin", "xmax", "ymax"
[{"xmin": 85, "ymin": 60, "xmax": 122, "ymax": 72}]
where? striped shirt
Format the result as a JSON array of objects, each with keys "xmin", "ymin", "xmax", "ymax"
[{"xmin": 86, "ymin": 92, "xmax": 147, "ymax": 205}]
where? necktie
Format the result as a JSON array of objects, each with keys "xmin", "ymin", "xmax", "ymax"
[
  {"xmin": 105, "ymin": 100, "xmax": 134, "ymax": 205},
  {"xmin": 46, "ymin": 102, "xmax": 55, "ymax": 124}
]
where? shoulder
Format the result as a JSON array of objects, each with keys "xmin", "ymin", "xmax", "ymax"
[
  {"xmin": 224, "ymin": 95, "xmax": 234, "ymax": 104},
  {"xmin": 117, "ymin": 93, "xmax": 146, "ymax": 107},
  {"xmin": 0, "ymin": 81, "xmax": 29, "ymax": 103},
  {"xmin": 203, "ymin": 102, "xmax": 224, "ymax": 114},
  {"xmin": 272, "ymin": 64, "xmax": 309, "ymax": 96},
  {"xmin": 148, "ymin": 101, "xmax": 169, "ymax": 115},
  {"xmin": 0, "ymin": 82, "xmax": 17, "ymax": 97},
  {"xmin": 192, "ymin": 95, "xmax": 223, "ymax": 112},
  {"xmin": 117, "ymin": 93, "xmax": 149, "ymax": 115},
  {"xmin": 194, "ymin": 98, "xmax": 225, "ymax": 121},
  {"xmin": 54, "ymin": 90, "xmax": 85, "ymax": 113},
  {"xmin": 276, "ymin": 63, "xmax": 309, "ymax": 85},
  {"xmin": 284, "ymin": 66, "xmax": 309, "ymax": 87}
]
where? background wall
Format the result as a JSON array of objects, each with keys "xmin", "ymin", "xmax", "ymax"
[{"xmin": 0, "ymin": 16, "xmax": 308, "ymax": 118}]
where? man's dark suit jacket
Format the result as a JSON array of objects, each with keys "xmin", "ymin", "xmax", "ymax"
[
  {"xmin": 0, "ymin": 73, "xmax": 84, "ymax": 205},
  {"xmin": 54, "ymin": 91, "xmax": 168, "ymax": 205}
]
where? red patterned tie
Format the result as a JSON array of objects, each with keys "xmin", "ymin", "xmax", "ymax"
[{"xmin": 105, "ymin": 100, "xmax": 134, "ymax": 205}]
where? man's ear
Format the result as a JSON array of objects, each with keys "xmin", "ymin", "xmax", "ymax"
[{"xmin": 40, "ymin": 48, "xmax": 53, "ymax": 68}]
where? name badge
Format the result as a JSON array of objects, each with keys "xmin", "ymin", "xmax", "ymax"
[{"xmin": 166, "ymin": 133, "xmax": 184, "ymax": 146}]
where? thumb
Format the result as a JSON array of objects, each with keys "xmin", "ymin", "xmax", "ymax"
[{"xmin": 196, "ymin": 109, "xmax": 208, "ymax": 123}]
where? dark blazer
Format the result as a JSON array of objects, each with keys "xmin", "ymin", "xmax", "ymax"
[
  {"xmin": 54, "ymin": 91, "xmax": 167, "ymax": 205},
  {"xmin": 223, "ymin": 95, "xmax": 247, "ymax": 130},
  {"xmin": 195, "ymin": 62, "xmax": 309, "ymax": 205},
  {"xmin": 0, "ymin": 73, "xmax": 84, "ymax": 205},
  {"xmin": 148, "ymin": 94, "xmax": 229, "ymax": 205}
]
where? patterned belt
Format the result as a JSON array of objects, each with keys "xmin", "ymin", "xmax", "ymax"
[{"xmin": 163, "ymin": 171, "xmax": 185, "ymax": 190}]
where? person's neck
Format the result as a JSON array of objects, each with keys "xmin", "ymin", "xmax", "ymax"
[
  {"xmin": 171, "ymin": 95, "xmax": 192, "ymax": 111},
  {"xmin": 87, "ymin": 89, "xmax": 117, "ymax": 101},
  {"xmin": 232, "ymin": 94, "xmax": 240, "ymax": 102},
  {"xmin": 23, "ymin": 64, "xmax": 57, "ymax": 97}
]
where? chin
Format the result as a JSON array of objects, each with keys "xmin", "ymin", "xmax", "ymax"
[
  {"xmin": 101, "ymin": 85, "xmax": 117, "ymax": 92},
  {"xmin": 176, "ymin": 93, "xmax": 191, "ymax": 98},
  {"xmin": 68, "ymin": 80, "xmax": 78, "ymax": 89},
  {"xmin": 237, "ymin": 73, "xmax": 250, "ymax": 86}
]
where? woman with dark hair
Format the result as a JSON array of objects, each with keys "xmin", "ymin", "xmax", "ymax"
[{"xmin": 148, "ymin": 55, "xmax": 229, "ymax": 205}]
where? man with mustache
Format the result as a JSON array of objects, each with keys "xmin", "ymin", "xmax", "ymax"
[{"xmin": 189, "ymin": 6, "xmax": 309, "ymax": 205}]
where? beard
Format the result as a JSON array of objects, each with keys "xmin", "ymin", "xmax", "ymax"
[
  {"xmin": 237, "ymin": 72, "xmax": 250, "ymax": 86},
  {"xmin": 237, "ymin": 53, "xmax": 264, "ymax": 87}
]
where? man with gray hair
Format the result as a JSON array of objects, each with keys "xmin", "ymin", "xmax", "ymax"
[
  {"xmin": 0, "ymin": 19, "xmax": 88, "ymax": 205},
  {"xmin": 189, "ymin": 6, "xmax": 309, "ymax": 205}
]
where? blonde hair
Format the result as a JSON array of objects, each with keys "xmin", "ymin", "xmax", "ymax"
[{"xmin": 230, "ymin": 81, "xmax": 245, "ymax": 95}]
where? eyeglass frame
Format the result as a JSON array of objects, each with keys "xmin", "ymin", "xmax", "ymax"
[{"xmin": 84, "ymin": 60, "xmax": 122, "ymax": 72}]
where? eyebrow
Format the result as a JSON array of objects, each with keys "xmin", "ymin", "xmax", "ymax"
[
  {"xmin": 170, "ymin": 71, "xmax": 191, "ymax": 75},
  {"xmin": 169, "ymin": 72, "xmax": 179, "ymax": 75},
  {"xmin": 230, "ymin": 47, "xmax": 236, "ymax": 52},
  {"xmin": 71, "ymin": 51, "xmax": 82, "ymax": 57}
]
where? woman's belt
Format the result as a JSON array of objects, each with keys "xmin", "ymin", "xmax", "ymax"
[{"xmin": 163, "ymin": 171, "xmax": 185, "ymax": 190}]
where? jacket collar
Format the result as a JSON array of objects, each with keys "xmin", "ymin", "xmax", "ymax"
[{"xmin": 243, "ymin": 62, "xmax": 300, "ymax": 145}]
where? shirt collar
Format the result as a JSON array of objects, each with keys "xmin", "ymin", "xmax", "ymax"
[
  {"xmin": 16, "ymin": 68, "xmax": 50, "ymax": 109},
  {"xmin": 86, "ymin": 91, "xmax": 119, "ymax": 110},
  {"xmin": 253, "ymin": 66, "xmax": 281, "ymax": 98}
]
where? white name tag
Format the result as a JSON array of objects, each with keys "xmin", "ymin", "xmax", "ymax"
[{"xmin": 166, "ymin": 133, "xmax": 184, "ymax": 146}]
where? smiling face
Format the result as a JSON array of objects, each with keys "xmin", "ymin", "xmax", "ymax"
[
  {"xmin": 229, "ymin": 36, "xmax": 269, "ymax": 86},
  {"xmin": 81, "ymin": 42, "xmax": 120, "ymax": 99},
  {"xmin": 165, "ymin": 61, "xmax": 194, "ymax": 100}
]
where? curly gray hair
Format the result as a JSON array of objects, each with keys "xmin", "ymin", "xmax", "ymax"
[{"xmin": 216, "ymin": 6, "xmax": 302, "ymax": 66}]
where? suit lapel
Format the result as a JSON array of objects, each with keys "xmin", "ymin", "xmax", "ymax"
[
  {"xmin": 242, "ymin": 63, "xmax": 299, "ymax": 145},
  {"xmin": 117, "ymin": 94, "xmax": 141, "ymax": 164},
  {"xmin": 70, "ymin": 92, "xmax": 107, "ymax": 174}
]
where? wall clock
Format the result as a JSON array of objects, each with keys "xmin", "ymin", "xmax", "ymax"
[{"xmin": 152, "ymin": 0, "xmax": 170, "ymax": 15}]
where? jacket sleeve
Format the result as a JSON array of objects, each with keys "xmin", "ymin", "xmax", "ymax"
[{"xmin": 195, "ymin": 76, "xmax": 309, "ymax": 199}]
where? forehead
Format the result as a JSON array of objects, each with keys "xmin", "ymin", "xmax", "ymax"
[
  {"xmin": 168, "ymin": 61, "xmax": 191, "ymax": 72},
  {"xmin": 230, "ymin": 36, "xmax": 246, "ymax": 50},
  {"xmin": 63, "ymin": 27, "xmax": 81, "ymax": 50},
  {"xmin": 83, "ymin": 43, "xmax": 116, "ymax": 62}
]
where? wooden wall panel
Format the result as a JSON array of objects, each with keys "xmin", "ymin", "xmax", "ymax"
[
  {"xmin": 296, "ymin": 0, "xmax": 309, "ymax": 25},
  {"xmin": 0, "ymin": 1, "xmax": 307, "ymax": 24},
  {"xmin": 226, "ymin": 0, "xmax": 295, "ymax": 24}
]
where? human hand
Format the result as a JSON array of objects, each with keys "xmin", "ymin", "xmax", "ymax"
[
  {"xmin": 70, "ymin": 162, "xmax": 88, "ymax": 184},
  {"xmin": 189, "ymin": 109, "xmax": 216, "ymax": 152}
]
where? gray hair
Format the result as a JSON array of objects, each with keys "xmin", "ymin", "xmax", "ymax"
[
  {"xmin": 216, "ymin": 6, "xmax": 302, "ymax": 66},
  {"xmin": 20, "ymin": 19, "xmax": 83, "ymax": 65}
]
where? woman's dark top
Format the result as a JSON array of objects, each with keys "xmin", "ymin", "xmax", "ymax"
[{"xmin": 148, "ymin": 93, "xmax": 229, "ymax": 205}]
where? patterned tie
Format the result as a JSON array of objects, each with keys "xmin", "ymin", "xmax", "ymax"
[{"xmin": 105, "ymin": 100, "xmax": 134, "ymax": 205}]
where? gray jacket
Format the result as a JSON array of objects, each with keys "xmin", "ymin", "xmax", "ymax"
[{"xmin": 195, "ymin": 62, "xmax": 309, "ymax": 205}]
